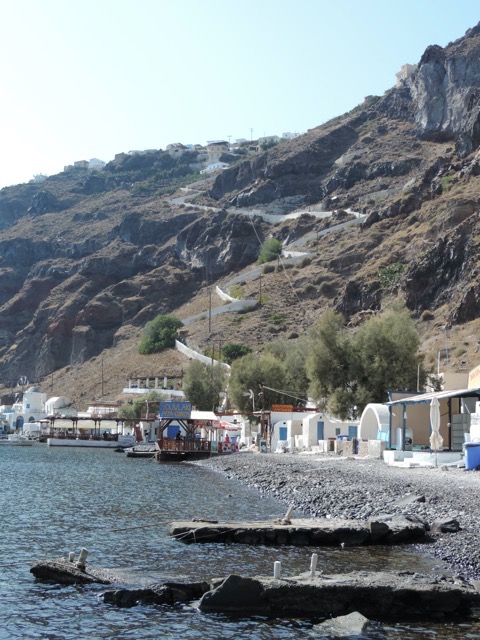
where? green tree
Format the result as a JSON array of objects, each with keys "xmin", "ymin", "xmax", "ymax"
[
  {"xmin": 221, "ymin": 343, "xmax": 252, "ymax": 364},
  {"xmin": 353, "ymin": 306, "xmax": 424, "ymax": 403},
  {"xmin": 306, "ymin": 310, "xmax": 354, "ymax": 415},
  {"xmin": 118, "ymin": 390, "xmax": 166, "ymax": 420},
  {"xmin": 229, "ymin": 352, "xmax": 287, "ymax": 412},
  {"xmin": 305, "ymin": 306, "xmax": 425, "ymax": 419},
  {"xmin": 139, "ymin": 315, "xmax": 183, "ymax": 354},
  {"xmin": 183, "ymin": 360, "xmax": 228, "ymax": 411},
  {"xmin": 257, "ymin": 237, "xmax": 282, "ymax": 264},
  {"xmin": 265, "ymin": 338, "xmax": 310, "ymax": 403}
]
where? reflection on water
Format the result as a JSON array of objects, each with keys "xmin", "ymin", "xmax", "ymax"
[{"xmin": 1, "ymin": 446, "xmax": 480, "ymax": 639}]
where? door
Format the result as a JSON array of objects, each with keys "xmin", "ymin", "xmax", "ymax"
[
  {"xmin": 279, "ymin": 426, "xmax": 288, "ymax": 441},
  {"xmin": 348, "ymin": 425, "xmax": 358, "ymax": 439},
  {"xmin": 317, "ymin": 421, "xmax": 324, "ymax": 441},
  {"xmin": 167, "ymin": 424, "xmax": 180, "ymax": 438}
]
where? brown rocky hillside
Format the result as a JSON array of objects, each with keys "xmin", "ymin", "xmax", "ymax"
[{"xmin": 2, "ymin": 23, "xmax": 480, "ymax": 407}]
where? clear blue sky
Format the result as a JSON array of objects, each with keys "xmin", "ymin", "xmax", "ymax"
[{"xmin": 0, "ymin": 0, "xmax": 479, "ymax": 188}]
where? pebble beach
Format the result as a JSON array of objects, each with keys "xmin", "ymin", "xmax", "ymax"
[{"xmin": 198, "ymin": 452, "xmax": 480, "ymax": 579}]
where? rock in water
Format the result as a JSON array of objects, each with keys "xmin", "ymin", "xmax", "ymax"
[{"xmin": 315, "ymin": 611, "xmax": 370, "ymax": 637}]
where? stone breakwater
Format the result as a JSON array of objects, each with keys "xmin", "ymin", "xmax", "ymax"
[{"xmin": 196, "ymin": 453, "xmax": 480, "ymax": 579}]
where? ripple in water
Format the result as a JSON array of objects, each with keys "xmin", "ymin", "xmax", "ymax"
[{"xmin": 1, "ymin": 446, "xmax": 480, "ymax": 639}]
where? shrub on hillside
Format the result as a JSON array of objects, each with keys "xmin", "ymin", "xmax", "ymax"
[
  {"xmin": 257, "ymin": 238, "xmax": 282, "ymax": 264},
  {"xmin": 222, "ymin": 343, "xmax": 253, "ymax": 364},
  {"xmin": 139, "ymin": 315, "xmax": 183, "ymax": 354}
]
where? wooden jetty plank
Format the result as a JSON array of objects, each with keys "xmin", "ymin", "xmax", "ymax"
[{"xmin": 168, "ymin": 515, "xmax": 426, "ymax": 546}]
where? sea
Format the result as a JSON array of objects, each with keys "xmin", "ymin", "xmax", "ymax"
[{"xmin": 1, "ymin": 445, "xmax": 480, "ymax": 640}]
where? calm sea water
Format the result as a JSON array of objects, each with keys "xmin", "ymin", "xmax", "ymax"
[{"xmin": 1, "ymin": 445, "xmax": 479, "ymax": 640}]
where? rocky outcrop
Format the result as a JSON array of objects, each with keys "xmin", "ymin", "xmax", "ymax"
[
  {"xmin": 2, "ymin": 23, "xmax": 480, "ymax": 387},
  {"xmin": 209, "ymin": 121, "xmax": 361, "ymax": 207},
  {"xmin": 411, "ymin": 24, "xmax": 480, "ymax": 156}
]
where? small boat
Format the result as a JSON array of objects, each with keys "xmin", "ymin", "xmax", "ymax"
[
  {"xmin": 125, "ymin": 445, "xmax": 156, "ymax": 459},
  {"xmin": 0, "ymin": 434, "xmax": 34, "ymax": 446}
]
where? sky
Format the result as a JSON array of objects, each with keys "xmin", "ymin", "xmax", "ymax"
[{"xmin": 0, "ymin": 0, "xmax": 479, "ymax": 189}]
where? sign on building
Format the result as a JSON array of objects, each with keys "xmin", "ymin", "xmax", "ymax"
[
  {"xmin": 159, "ymin": 401, "xmax": 192, "ymax": 419},
  {"xmin": 468, "ymin": 364, "xmax": 480, "ymax": 389},
  {"xmin": 271, "ymin": 404, "xmax": 294, "ymax": 412}
]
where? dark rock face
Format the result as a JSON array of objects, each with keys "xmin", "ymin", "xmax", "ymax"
[
  {"xmin": 209, "ymin": 122, "xmax": 360, "ymax": 207},
  {"xmin": 404, "ymin": 228, "xmax": 474, "ymax": 315},
  {"xmin": 411, "ymin": 28, "xmax": 480, "ymax": 156},
  {"xmin": 2, "ymin": 23, "xmax": 480, "ymax": 385},
  {"xmin": 27, "ymin": 190, "xmax": 63, "ymax": 216}
]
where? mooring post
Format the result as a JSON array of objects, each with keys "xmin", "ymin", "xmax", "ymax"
[
  {"xmin": 273, "ymin": 561, "xmax": 282, "ymax": 579},
  {"xmin": 68, "ymin": 552, "xmax": 75, "ymax": 563},
  {"xmin": 282, "ymin": 505, "xmax": 294, "ymax": 524},
  {"xmin": 76, "ymin": 548, "xmax": 88, "ymax": 570},
  {"xmin": 310, "ymin": 553, "xmax": 318, "ymax": 578}
]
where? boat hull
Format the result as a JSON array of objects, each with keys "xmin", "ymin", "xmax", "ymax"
[{"xmin": 47, "ymin": 438, "xmax": 129, "ymax": 448}]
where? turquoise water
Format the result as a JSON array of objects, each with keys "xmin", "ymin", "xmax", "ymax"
[{"xmin": 0, "ymin": 445, "xmax": 479, "ymax": 639}]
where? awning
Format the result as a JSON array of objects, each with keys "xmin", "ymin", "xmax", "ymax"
[
  {"xmin": 387, "ymin": 387, "xmax": 480, "ymax": 406},
  {"xmin": 190, "ymin": 410, "xmax": 220, "ymax": 423}
]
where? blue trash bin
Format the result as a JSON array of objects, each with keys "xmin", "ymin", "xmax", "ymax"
[{"xmin": 465, "ymin": 443, "xmax": 480, "ymax": 470}]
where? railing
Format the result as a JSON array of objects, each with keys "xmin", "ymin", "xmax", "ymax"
[
  {"xmin": 48, "ymin": 432, "xmax": 119, "ymax": 441},
  {"xmin": 158, "ymin": 437, "xmax": 211, "ymax": 452}
]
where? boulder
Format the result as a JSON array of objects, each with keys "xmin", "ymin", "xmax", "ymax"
[
  {"xmin": 314, "ymin": 611, "xmax": 370, "ymax": 637},
  {"xmin": 199, "ymin": 575, "xmax": 270, "ymax": 615}
]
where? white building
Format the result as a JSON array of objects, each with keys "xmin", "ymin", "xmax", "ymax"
[
  {"xmin": 200, "ymin": 162, "xmax": 229, "ymax": 174},
  {"xmin": 358, "ymin": 403, "xmax": 390, "ymax": 441},
  {"xmin": 3, "ymin": 386, "xmax": 47, "ymax": 429},
  {"xmin": 88, "ymin": 158, "xmax": 106, "ymax": 170},
  {"xmin": 167, "ymin": 143, "xmax": 187, "ymax": 158},
  {"xmin": 395, "ymin": 63, "xmax": 417, "ymax": 87},
  {"xmin": 302, "ymin": 412, "xmax": 359, "ymax": 449},
  {"xmin": 270, "ymin": 411, "xmax": 360, "ymax": 452},
  {"xmin": 45, "ymin": 396, "xmax": 72, "ymax": 416},
  {"xmin": 206, "ymin": 140, "xmax": 229, "ymax": 164}
]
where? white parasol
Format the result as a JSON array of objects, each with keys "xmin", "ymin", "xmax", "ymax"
[{"xmin": 429, "ymin": 397, "xmax": 443, "ymax": 466}]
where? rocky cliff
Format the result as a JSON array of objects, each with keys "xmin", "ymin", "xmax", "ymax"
[{"xmin": 2, "ymin": 23, "xmax": 480, "ymax": 397}]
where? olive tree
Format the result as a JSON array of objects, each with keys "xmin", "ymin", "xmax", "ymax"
[
  {"xmin": 306, "ymin": 306, "xmax": 425, "ymax": 419},
  {"xmin": 228, "ymin": 352, "xmax": 288, "ymax": 412},
  {"xmin": 183, "ymin": 360, "xmax": 228, "ymax": 411}
]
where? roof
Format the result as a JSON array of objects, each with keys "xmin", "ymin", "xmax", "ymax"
[
  {"xmin": 191, "ymin": 410, "xmax": 220, "ymax": 423},
  {"xmin": 387, "ymin": 387, "xmax": 480, "ymax": 406}
]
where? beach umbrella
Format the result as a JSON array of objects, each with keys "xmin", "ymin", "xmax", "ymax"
[{"xmin": 429, "ymin": 397, "xmax": 443, "ymax": 466}]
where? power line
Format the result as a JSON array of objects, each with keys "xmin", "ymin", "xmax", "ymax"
[{"xmin": 262, "ymin": 385, "xmax": 308, "ymax": 403}]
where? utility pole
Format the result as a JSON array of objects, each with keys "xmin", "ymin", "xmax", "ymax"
[
  {"xmin": 208, "ymin": 286, "xmax": 212, "ymax": 335},
  {"xmin": 101, "ymin": 359, "xmax": 104, "ymax": 397},
  {"xmin": 259, "ymin": 273, "xmax": 262, "ymax": 307},
  {"xmin": 443, "ymin": 325, "xmax": 449, "ymax": 366},
  {"xmin": 260, "ymin": 382, "xmax": 265, "ymax": 445}
]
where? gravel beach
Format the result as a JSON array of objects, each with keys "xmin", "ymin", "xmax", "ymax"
[{"xmin": 197, "ymin": 452, "xmax": 480, "ymax": 579}]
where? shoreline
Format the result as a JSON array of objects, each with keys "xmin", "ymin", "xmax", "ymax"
[{"xmin": 195, "ymin": 452, "xmax": 480, "ymax": 579}]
